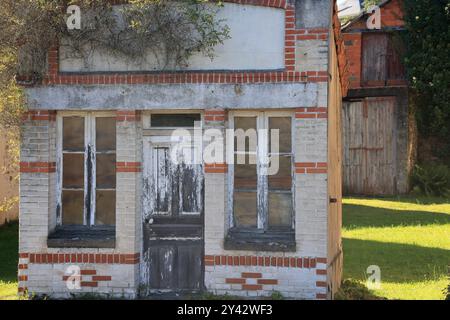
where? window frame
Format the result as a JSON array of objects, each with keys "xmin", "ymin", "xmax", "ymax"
[
  {"xmin": 227, "ymin": 110, "xmax": 295, "ymax": 233},
  {"xmin": 56, "ymin": 111, "xmax": 117, "ymax": 227}
]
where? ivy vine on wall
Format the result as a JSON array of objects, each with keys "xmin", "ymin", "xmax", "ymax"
[
  {"xmin": 402, "ymin": 0, "xmax": 450, "ymax": 162},
  {"xmin": 0, "ymin": 0, "xmax": 230, "ymax": 128}
]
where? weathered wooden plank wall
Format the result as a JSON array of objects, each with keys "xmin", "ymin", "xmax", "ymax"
[{"xmin": 342, "ymin": 97, "xmax": 397, "ymax": 195}]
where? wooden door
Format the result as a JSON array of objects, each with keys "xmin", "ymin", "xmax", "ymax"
[
  {"xmin": 362, "ymin": 33, "xmax": 389, "ymax": 85},
  {"xmin": 342, "ymin": 97, "xmax": 397, "ymax": 195},
  {"xmin": 141, "ymin": 135, "xmax": 204, "ymax": 293}
]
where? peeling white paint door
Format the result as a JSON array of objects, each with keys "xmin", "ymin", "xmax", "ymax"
[{"xmin": 141, "ymin": 134, "xmax": 204, "ymax": 293}]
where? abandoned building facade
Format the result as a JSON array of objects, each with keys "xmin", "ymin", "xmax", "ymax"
[{"xmin": 18, "ymin": 0, "xmax": 345, "ymax": 299}]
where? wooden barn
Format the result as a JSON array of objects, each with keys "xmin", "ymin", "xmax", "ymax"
[{"xmin": 341, "ymin": 0, "xmax": 414, "ymax": 195}]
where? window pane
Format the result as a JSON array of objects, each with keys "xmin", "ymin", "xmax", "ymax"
[
  {"xmin": 269, "ymin": 117, "xmax": 291, "ymax": 153},
  {"xmin": 96, "ymin": 154, "xmax": 116, "ymax": 188},
  {"xmin": 95, "ymin": 190, "xmax": 116, "ymax": 225},
  {"xmin": 151, "ymin": 114, "xmax": 201, "ymax": 127},
  {"xmin": 233, "ymin": 192, "xmax": 257, "ymax": 228},
  {"xmin": 63, "ymin": 117, "xmax": 84, "ymax": 151},
  {"xmin": 268, "ymin": 192, "xmax": 292, "ymax": 228},
  {"xmin": 62, "ymin": 190, "xmax": 84, "ymax": 225},
  {"xmin": 234, "ymin": 164, "xmax": 257, "ymax": 189},
  {"xmin": 268, "ymin": 156, "xmax": 292, "ymax": 190},
  {"xmin": 96, "ymin": 117, "xmax": 116, "ymax": 151},
  {"xmin": 234, "ymin": 117, "xmax": 257, "ymax": 154},
  {"xmin": 63, "ymin": 154, "xmax": 84, "ymax": 188}
]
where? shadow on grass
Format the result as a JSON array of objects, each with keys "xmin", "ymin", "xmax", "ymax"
[
  {"xmin": 343, "ymin": 238, "xmax": 449, "ymax": 283},
  {"xmin": 0, "ymin": 221, "xmax": 18, "ymax": 283},
  {"xmin": 343, "ymin": 204, "xmax": 450, "ymax": 230}
]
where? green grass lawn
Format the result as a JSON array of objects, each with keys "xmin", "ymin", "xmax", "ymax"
[
  {"xmin": 0, "ymin": 196, "xmax": 449, "ymax": 300},
  {"xmin": 343, "ymin": 196, "xmax": 450, "ymax": 300},
  {"xmin": 0, "ymin": 221, "xmax": 19, "ymax": 300}
]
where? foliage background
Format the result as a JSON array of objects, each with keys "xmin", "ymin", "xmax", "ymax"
[{"xmin": 403, "ymin": 0, "xmax": 450, "ymax": 165}]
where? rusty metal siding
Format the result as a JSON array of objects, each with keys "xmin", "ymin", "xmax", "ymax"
[{"xmin": 343, "ymin": 97, "xmax": 397, "ymax": 195}]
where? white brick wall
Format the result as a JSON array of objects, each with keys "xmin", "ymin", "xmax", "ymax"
[
  {"xmin": 19, "ymin": 115, "xmax": 142, "ymax": 298},
  {"xmin": 295, "ymin": 40, "xmax": 329, "ymax": 72}
]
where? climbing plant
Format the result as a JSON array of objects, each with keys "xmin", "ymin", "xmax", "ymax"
[
  {"xmin": 402, "ymin": 0, "xmax": 450, "ymax": 163},
  {"xmin": 0, "ymin": 0, "xmax": 229, "ymax": 127}
]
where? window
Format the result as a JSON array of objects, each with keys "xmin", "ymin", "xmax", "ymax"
[
  {"xmin": 229, "ymin": 112, "xmax": 294, "ymax": 233},
  {"xmin": 150, "ymin": 114, "xmax": 201, "ymax": 127},
  {"xmin": 58, "ymin": 113, "xmax": 116, "ymax": 227}
]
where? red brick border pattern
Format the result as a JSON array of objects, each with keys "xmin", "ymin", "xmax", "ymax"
[
  {"xmin": 205, "ymin": 255, "xmax": 326, "ymax": 268},
  {"xmin": 20, "ymin": 253, "xmax": 140, "ymax": 265}
]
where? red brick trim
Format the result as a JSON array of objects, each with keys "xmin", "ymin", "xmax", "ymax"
[
  {"xmin": 47, "ymin": 46, "xmax": 58, "ymax": 76},
  {"xmin": 62, "ymin": 270, "xmax": 112, "ymax": 289},
  {"xmin": 18, "ymin": 287, "xmax": 28, "ymax": 293},
  {"xmin": 81, "ymin": 281, "xmax": 98, "ymax": 287},
  {"xmin": 242, "ymin": 272, "xmax": 262, "ymax": 278},
  {"xmin": 18, "ymin": 275, "xmax": 28, "ymax": 281},
  {"xmin": 226, "ymin": 278, "xmax": 246, "ymax": 284},
  {"xmin": 316, "ymin": 269, "xmax": 327, "ymax": 275},
  {"xmin": 284, "ymin": 6, "xmax": 296, "ymax": 71},
  {"xmin": 257, "ymin": 279, "xmax": 278, "ymax": 285},
  {"xmin": 295, "ymin": 107, "xmax": 328, "ymax": 119},
  {"xmin": 20, "ymin": 162, "xmax": 56, "ymax": 173},
  {"xmin": 316, "ymin": 293, "xmax": 327, "ymax": 299},
  {"xmin": 295, "ymin": 28, "xmax": 329, "ymax": 41},
  {"xmin": 225, "ymin": 272, "xmax": 278, "ymax": 291},
  {"xmin": 295, "ymin": 162, "xmax": 327, "ymax": 174},
  {"xmin": 317, "ymin": 257, "xmax": 327, "ymax": 264},
  {"xmin": 80, "ymin": 269, "xmax": 96, "ymax": 275},
  {"xmin": 205, "ymin": 109, "xmax": 226, "ymax": 122},
  {"xmin": 43, "ymin": 71, "xmax": 328, "ymax": 85},
  {"xmin": 92, "ymin": 275, "xmax": 112, "ymax": 281},
  {"xmin": 205, "ymin": 163, "xmax": 228, "ymax": 174},
  {"xmin": 22, "ymin": 110, "xmax": 56, "ymax": 122},
  {"xmin": 242, "ymin": 284, "xmax": 263, "ymax": 290},
  {"xmin": 225, "ymin": 0, "xmax": 288, "ymax": 9},
  {"xmin": 116, "ymin": 110, "xmax": 141, "ymax": 122},
  {"xmin": 116, "ymin": 162, "xmax": 142, "ymax": 173},
  {"xmin": 205, "ymin": 255, "xmax": 326, "ymax": 268},
  {"xmin": 27, "ymin": 253, "xmax": 140, "ymax": 265}
]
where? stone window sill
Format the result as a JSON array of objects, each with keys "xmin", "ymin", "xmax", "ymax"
[
  {"xmin": 224, "ymin": 229, "xmax": 296, "ymax": 252},
  {"xmin": 47, "ymin": 226, "xmax": 116, "ymax": 248}
]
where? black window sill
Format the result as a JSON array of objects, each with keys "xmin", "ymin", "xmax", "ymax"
[
  {"xmin": 224, "ymin": 229, "xmax": 296, "ymax": 252},
  {"xmin": 47, "ymin": 226, "xmax": 116, "ymax": 248}
]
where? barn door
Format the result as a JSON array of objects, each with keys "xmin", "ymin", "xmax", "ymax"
[
  {"xmin": 342, "ymin": 97, "xmax": 397, "ymax": 195},
  {"xmin": 141, "ymin": 133, "xmax": 204, "ymax": 293}
]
